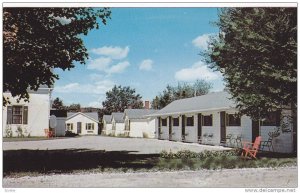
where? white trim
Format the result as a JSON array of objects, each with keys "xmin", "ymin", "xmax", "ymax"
[{"xmin": 147, "ymin": 107, "xmax": 234, "ymax": 117}]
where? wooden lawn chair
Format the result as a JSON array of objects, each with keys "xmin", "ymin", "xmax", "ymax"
[{"xmin": 241, "ymin": 136, "xmax": 262, "ymax": 159}]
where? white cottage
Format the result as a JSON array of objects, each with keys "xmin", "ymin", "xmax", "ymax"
[
  {"xmin": 148, "ymin": 91, "xmax": 295, "ymax": 153},
  {"xmin": 124, "ymin": 109, "xmax": 157, "ymax": 138},
  {"xmin": 66, "ymin": 112, "xmax": 99, "ymax": 135},
  {"xmin": 3, "ymin": 86, "xmax": 52, "ymax": 137},
  {"xmin": 111, "ymin": 112, "xmax": 125, "ymax": 136},
  {"xmin": 102, "ymin": 115, "xmax": 112, "ymax": 135}
]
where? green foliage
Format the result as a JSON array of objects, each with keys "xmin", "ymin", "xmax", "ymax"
[
  {"xmin": 15, "ymin": 126, "xmax": 25, "ymax": 137},
  {"xmin": 3, "ymin": 8, "xmax": 111, "ymax": 106},
  {"xmin": 5, "ymin": 125, "xmax": 13, "ymax": 138},
  {"xmin": 152, "ymin": 80, "xmax": 212, "ymax": 109},
  {"xmin": 67, "ymin": 103, "xmax": 81, "ymax": 112},
  {"xmin": 102, "ymin": 85, "xmax": 144, "ymax": 114},
  {"xmin": 158, "ymin": 150, "xmax": 296, "ymax": 170},
  {"xmin": 52, "ymin": 97, "xmax": 66, "ymax": 110},
  {"xmin": 204, "ymin": 8, "xmax": 297, "ymax": 119}
]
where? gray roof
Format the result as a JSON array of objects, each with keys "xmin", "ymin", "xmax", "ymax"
[
  {"xmin": 111, "ymin": 112, "xmax": 125, "ymax": 123},
  {"xmin": 67, "ymin": 112, "xmax": 99, "ymax": 122},
  {"xmin": 124, "ymin": 109, "xmax": 158, "ymax": 119},
  {"xmin": 148, "ymin": 91, "xmax": 236, "ymax": 117},
  {"xmin": 103, "ymin": 115, "xmax": 112, "ymax": 124}
]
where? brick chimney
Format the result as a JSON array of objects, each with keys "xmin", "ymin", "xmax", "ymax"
[{"xmin": 144, "ymin": 101, "xmax": 150, "ymax": 109}]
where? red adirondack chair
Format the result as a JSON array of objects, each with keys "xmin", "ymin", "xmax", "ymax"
[{"xmin": 241, "ymin": 136, "xmax": 262, "ymax": 159}]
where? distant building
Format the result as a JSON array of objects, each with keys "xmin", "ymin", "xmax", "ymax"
[
  {"xmin": 3, "ymin": 86, "xmax": 52, "ymax": 137},
  {"xmin": 111, "ymin": 112, "xmax": 125, "ymax": 136},
  {"xmin": 66, "ymin": 112, "xmax": 99, "ymax": 135},
  {"xmin": 124, "ymin": 109, "xmax": 157, "ymax": 138},
  {"xmin": 102, "ymin": 115, "xmax": 112, "ymax": 135}
]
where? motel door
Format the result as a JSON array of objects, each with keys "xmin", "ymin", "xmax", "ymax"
[
  {"xmin": 197, "ymin": 113, "xmax": 202, "ymax": 140},
  {"xmin": 252, "ymin": 120, "xmax": 259, "ymax": 142},
  {"xmin": 220, "ymin": 111, "xmax": 226, "ymax": 143},
  {"xmin": 77, "ymin": 122, "xmax": 82, "ymax": 134}
]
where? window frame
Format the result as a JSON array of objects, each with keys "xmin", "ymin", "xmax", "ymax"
[
  {"xmin": 261, "ymin": 111, "xmax": 281, "ymax": 126},
  {"xmin": 67, "ymin": 123, "xmax": 73, "ymax": 130},
  {"xmin": 226, "ymin": 113, "xmax": 241, "ymax": 126},
  {"xmin": 161, "ymin": 118, "xmax": 167, "ymax": 126},
  {"xmin": 202, "ymin": 115, "xmax": 213, "ymax": 126},
  {"xmin": 173, "ymin": 117, "xmax": 179, "ymax": 126},
  {"xmin": 7, "ymin": 105, "xmax": 28, "ymax": 125},
  {"xmin": 186, "ymin": 116, "xmax": 194, "ymax": 127},
  {"xmin": 86, "ymin": 123, "xmax": 95, "ymax": 130}
]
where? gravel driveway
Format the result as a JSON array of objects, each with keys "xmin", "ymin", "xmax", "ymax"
[
  {"xmin": 3, "ymin": 167, "xmax": 297, "ymax": 188},
  {"xmin": 3, "ymin": 136, "xmax": 230, "ymax": 154}
]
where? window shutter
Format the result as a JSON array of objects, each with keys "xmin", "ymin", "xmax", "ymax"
[
  {"xmin": 7, "ymin": 106, "xmax": 12, "ymax": 124},
  {"xmin": 92, "ymin": 123, "xmax": 94, "ymax": 130},
  {"xmin": 86, "ymin": 123, "xmax": 88, "ymax": 130},
  {"xmin": 23, "ymin": 106, "xmax": 28, "ymax": 124}
]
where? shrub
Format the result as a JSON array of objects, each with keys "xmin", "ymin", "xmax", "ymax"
[
  {"xmin": 142, "ymin": 132, "xmax": 149, "ymax": 138},
  {"xmin": 16, "ymin": 126, "xmax": 25, "ymax": 137},
  {"xmin": 65, "ymin": 130, "xmax": 78, "ymax": 137},
  {"xmin": 5, "ymin": 125, "xmax": 13, "ymax": 138}
]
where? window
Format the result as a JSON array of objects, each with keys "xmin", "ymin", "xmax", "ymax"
[
  {"xmin": 186, "ymin": 116, "xmax": 194, "ymax": 126},
  {"xmin": 66, "ymin": 123, "xmax": 73, "ymax": 130},
  {"xmin": 227, "ymin": 114, "xmax": 241, "ymax": 126},
  {"xmin": 161, "ymin": 118, "xmax": 167, "ymax": 126},
  {"xmin": 203, "ymin": 115, "xmax": 213, "ymax": 126},
  {"xmin": 173, "ymin": 117, "xmax": 179, "ymax": 126},
  {"xmin": 7, "ymin": 106, "xmax": 28, "ymax": 124},
  {"xmin": 86, "ymin": 123, "xmax": 95, "ymax": 130},
  {"xmin": 261, "ymin": 111, "xmax": 280, "ymax": 126}
]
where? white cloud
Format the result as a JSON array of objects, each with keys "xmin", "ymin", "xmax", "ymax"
[
  {"xmin": 54, "ymin": 79, "xmax": 115, "ymax": 95},
  {"xmin": 53, "ymin": 16, "xmax": 73, "ymax": 25},
  {"xmin": 87, "ymin": 57, "xmax": 112, "ymax": 71},
  {"xmin": 88, "ymin": 101, "xmax": 102, "ymax": 108},
  {"xmin": 192, "ymin": 34, "xmax": 213, "ymax": 50},
  {"xmin": 89, "ymin": 73, "xmax": 104, "ymax": 81},
  {"xmin": 90, "ymin": 46, "xmax": 130, "ymax": 60},
  {"xmin": 106, "ymin": 61, "xmax": 130, "ymax": 74},
  {"xmin": 175, "ymin": 61, "xmax": 221, "ymax": 81},
  {"xmin": 139, "ymin": 59, "xmax": 153, "ymax": 71}
]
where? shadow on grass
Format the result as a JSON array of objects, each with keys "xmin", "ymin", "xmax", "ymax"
[
  {"xmin": 257, "ymin": 151, "xmax": 297, "ymax": 158},
  {"xmin": 3, "ymin": 149, "xmax": 160, "ymax": 176}
]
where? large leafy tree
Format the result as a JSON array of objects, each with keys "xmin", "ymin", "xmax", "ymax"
[
  {"xmin": 204, "ymin": 8, "xmax": 297, "ymax": 120},
  {"xmin": 3, "ymin": 8, "xmax": 111, "ymax": 106},
  {"xmin": 102, "ymin": 85, "xmax": 144, "ymax": 114},
  {"xmin": 152, "ymin": 80, "xmax": 212, "ymax": 109}
]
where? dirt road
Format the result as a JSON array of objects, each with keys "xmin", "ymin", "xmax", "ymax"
[{"xmin": 3, "ymin": 167, "xmax": 297, "ymax": 188}]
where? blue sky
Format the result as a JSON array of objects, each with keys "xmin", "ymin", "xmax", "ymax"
[{"xmin": 53, "ymin": 8, "xmax": 225, "ymax": 107}]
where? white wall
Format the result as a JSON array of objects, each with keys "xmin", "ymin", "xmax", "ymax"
[
  {"xmin": 3, "ymin": 92, "xmax": 50, "ymax": 137},
  {"xmin": 170, "ymin": 115, "xmax": 181, "ymax": 141},
  {"xmin": 184, "ymin": 114, "xmax": 198, "ymax": 143},
  {"xmin": 128, "ymin": 118, "xmax": 156, "ymax": 138},
  {"xmin": 66, "ymin": 114, "xmax": 98, "ymax": 135},
  {"xmin": 160, "ymin": 116, "xmax": 169, "ymax": 140},
  {"xmin": 115, "ymin": 123, "xmax": 125, "ymax": 136},
  {"xmin": 54, "ymin": 117, "xmax": 66, "ymax": 137}
]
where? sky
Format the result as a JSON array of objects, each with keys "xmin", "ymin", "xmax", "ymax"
[{"xmin": 52, "ymin": 8, "xmax": 225, "ymax": 108}]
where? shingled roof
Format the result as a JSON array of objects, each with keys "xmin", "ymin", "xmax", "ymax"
[
  {"xmin": 67, "ymin": 112, "xmax": 99, "ymax": 122},
  {"xmin": 148, "ymin": 91, "xmax": 236, "ymax": 117},
  {"xmin": 124, "ymin": 109, "xmax": 158, "ymax": 119},
  {"xmin": 111, "ymin": 112, "xmax": 125, "ymax": 123},
  {"xmin": 103, "ymin": 115, "xmax": 112, "ymax": 124}
]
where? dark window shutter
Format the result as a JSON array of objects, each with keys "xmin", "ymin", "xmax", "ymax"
[
  {"xmin": 23, "ymin": 106, "xmax": 28, "ymax": 124},
  {"xmin": 7, "ymin": 106, "xmax": 12, "ymax": 124}
]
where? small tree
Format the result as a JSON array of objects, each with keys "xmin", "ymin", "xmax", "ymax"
[
  {"xmin": 102, "ymin": 85, "xmax": 143, "ymax": 114},
  {"xmin": 152, "ymin": 80, "xmax": 212, "ymax": 109},
  {"xmin": 52, "ymin": 97, "xmax": 66, "ymax": 110}
]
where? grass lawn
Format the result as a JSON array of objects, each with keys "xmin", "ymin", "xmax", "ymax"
[{"xmin": 3, "ymin": 149, "xmax": 297, "ymax": 178}]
